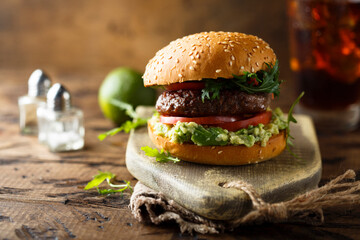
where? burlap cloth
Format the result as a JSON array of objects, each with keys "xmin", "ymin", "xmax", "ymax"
[{"xmin": 130, "ymin": 170, "xmax": 360, "ymax": 234}]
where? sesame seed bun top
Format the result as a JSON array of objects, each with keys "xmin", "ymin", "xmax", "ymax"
[{"xmin": 143, "ymin": 31, "xmax": 277, "ymax": 87}]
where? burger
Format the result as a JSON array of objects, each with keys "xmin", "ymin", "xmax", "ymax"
[{"xmin": 143, "ymin": 32, "xmax": 288, "ymax": 165}]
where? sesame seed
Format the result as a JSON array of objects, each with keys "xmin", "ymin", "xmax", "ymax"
[
  {"xmin": 192, "ymin": 46, "xmax": 196, "ymax": 51},
  {"xmin": 252, "ymin": 48, "xmax": 257, "ymax": 53},
  {"xmin": 192, "ymin": 60, "xmax": 197, "ymax": 64},
  {"xmin": 176, "ymin": 59, "xmax": 180, "ymax": 63},
  {"xmin": 229, "ymin": 61, "xmax": 233, "ymax": 66},
  {"xmin": 190, "ymin": 55, "xmax": 194, "ymax": 60},
  {"xmin": 171, "ymin": 65, "xmax": 176, "ymax": 70},
  {"xmin": 248, "ymin": 57, "xmax": 251, "ymax": 62},
  {"xmin": 224, "ymin": 49, "xmax": 230, "ymax": 53},
  {"xmin": 256, "ymin": 46, "xmax": 260, "ymax": 48},
  {"xmin": 168, "ymin": 56, "xmax": 172, "ymax": 59},
  {"xmin": 241, "ymin": 66, "xmax": 244, "ymax": 70},
  {"xmin": 178, "ymin": 74, "xmax": 183, "ymax": 78},
  {"xmin": 182, "ymin": 48, "xmax": 186, "ymax": 52},
  {"xmin": 218, "ymin": 151, "xmax": 223, "ymax": 154},
  {"xmin": 231, "ymin": 55, "xmax": 235, "ymax": 61},
  {"xmin": 189, "ymin": 66, "xmax": 195, "ymax": 70},
  {"xmin": 265, "ymin": 46, "xmax": 270, "ymax": 49},
  {"xmin": 216, "ymin": 69, "xmax": 221, "ymax": 73},
  {"xmin": 196, "ymin": 54, "xmax": 200, "ymax": 59},
  {"xmin": 251, "ymin": 67, "xmax": 255, "ymax": 72}
]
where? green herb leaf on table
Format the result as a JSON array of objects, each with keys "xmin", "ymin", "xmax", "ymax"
[
  {"xmin": 110, "ymin": 99, "xmax": 138, "ymax": 119},
  {"xmin": 98, "ymin": 99, "xmax": 149, "ymax": 141},
  {"xmin": 286, "ymin": 92, "xmax": 304, "ymax": 156},
  {"xmin": 84, "ymin": 171, "xmax": 132, "ymax": 195},
  {"xmin": 84, "ymin": 171, "xmax": 114, "ymax": 190},
  {"xmin": 141, "ymin": 146, "xmax": 180, "ymax": 163}
]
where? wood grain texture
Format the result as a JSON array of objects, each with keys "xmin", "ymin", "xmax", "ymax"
[
  {"xmin": 126, "ymin": 109, "xmax": 321, "ymax": 220},
  {"xmin": 0, "ymin": 71, "xmax": 360, "ymax": 239}
]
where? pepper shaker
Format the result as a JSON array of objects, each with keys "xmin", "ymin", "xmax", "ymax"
[
  {"xmin": 18, "ymin": 69, "xmax": 52, "ymax": 135},
  {"xmin": 37, "ymin": 83, "xmax": 85, "ymax": 152}
]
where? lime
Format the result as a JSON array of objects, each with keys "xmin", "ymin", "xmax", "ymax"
[{"xmin": 98, "ymin": 67, "xmax": 156, "ymax": 125}]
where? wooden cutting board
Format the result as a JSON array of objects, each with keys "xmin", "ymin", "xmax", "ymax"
[{"xmin": 126, "ymin": 107, "xmax": 322, "ymax": 221}]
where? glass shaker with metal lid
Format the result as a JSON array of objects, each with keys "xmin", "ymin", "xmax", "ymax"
[
  {"xmin": 37, "ymin": 83, "xmax": 85, "ymax": 152},
  {"xmin": 18, "ymin": 69, "xmax": 52, "ymax": 135}
]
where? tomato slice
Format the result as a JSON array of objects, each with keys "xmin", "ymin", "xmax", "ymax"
[
  {"xmin": 215, "ymin": 111, "xmax": 272, "ymax": 131},
  {"xmin": 159, "ymin": 111, "xmax": 272, "ymax": 131},
  {"xmin": 165, "ymin": 81, "xmax": 205, "ymax": 91},
  {"xmin": 160, "ymin": 115, "xmax": 243, "ymax": 125}
]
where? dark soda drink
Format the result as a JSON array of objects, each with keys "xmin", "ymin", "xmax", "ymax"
[{"xmin": 288, "ymin": 0, "xmax": 360, "ymax": 111}]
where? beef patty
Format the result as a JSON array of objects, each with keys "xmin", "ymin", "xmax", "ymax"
[{"xmin": 156, "ymin": 89, "xmax": 271, "ymax": 117}]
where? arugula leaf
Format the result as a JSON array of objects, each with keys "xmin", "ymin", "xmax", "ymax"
[
  {"xmin": 201, "ymin": 80, "xmax": 223, "ymax": 102},
  {"xmin": 98, "ymin": 118, "xmax": 148, "ymax": 141},
  {"xmin": 286, "ymin": 92, "xmax": 304, "ymax": 156},
  {"xmin": 191, "ymin": 126, "xmax": 228, "ymax": 146},
  {"xmin": 110, "ymin": 99, "xmax": 138, "ymax": 119},
  {"xmin": 84, "ymin": 171, "xmax": 132, "ymax": 195},
  {"xmin": 141, "ymin": 146, "xmax": 180, "ymax": 163},
  {"xmin": 84, "ymin": 171, "xmax": 114, "ymax": 190},
  {"xmin": 98, "ymin": 99, "xmax": 148, "ymax": 141},
  {"xmin": 201, "ymin": 61, "xmax": 282, "ymax": 101},
  {"xmin": 232, "ymin": 61, "xmax": 282, "ymax": 97}
]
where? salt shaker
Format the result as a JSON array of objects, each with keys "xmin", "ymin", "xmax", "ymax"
[
  {"xmin": 37, "ymin": 83, "xmax": 85, "ymax": 152},
  {"xmin": 18, "ymin": 69, "xmax": 52, "ymax": 135}
]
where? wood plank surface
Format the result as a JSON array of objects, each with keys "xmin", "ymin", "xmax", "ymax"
[
  {"xmin": 126, "ymin": 111, "xmax": 321, "ymax": 220},
  {"xmin": 0, "ymin": 70, "xmax": 360, "ymax": 239}
]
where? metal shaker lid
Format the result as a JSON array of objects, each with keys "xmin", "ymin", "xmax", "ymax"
[
  {"xmin": 28, "ymin": 69, "xmax": 52, "ymax": 97},
  {"xmin": 47, "ymin": 83, "xmax": 72, "ymax": 111}
]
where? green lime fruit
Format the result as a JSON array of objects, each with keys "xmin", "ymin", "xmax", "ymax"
[{"xmin": 98, "ymin": 67, "xmax": 156, "ymax": 125}]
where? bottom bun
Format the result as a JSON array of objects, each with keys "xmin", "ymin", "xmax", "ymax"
[{"xmin": 148, "ymin": 123, "xmax": 286, "ymax": 165}]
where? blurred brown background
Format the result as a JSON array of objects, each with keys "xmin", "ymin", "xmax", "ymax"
[{"xmin": 0, "ymin": 0, "xmax": 291, "ymax": 82}]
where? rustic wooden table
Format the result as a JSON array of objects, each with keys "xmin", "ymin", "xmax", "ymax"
[{"xmin": 1, "ymin": 70, "xmax": 360, "ymax": 239}]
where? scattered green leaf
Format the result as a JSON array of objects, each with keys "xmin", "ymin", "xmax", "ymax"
[
  {"xmin": 110, "ymin": 99, "xmax": 138, "ymax": 119},
  {"xmin": 84, "ymin": 171, "xmax": 114, "ymax": 190},
  {"xmin": 141, "ymin": 146, "xmax": 180, "ymax": 163},
  {"xmin": 84, "ymin": 171, "xmax": 132, "ymax": 195},
  {"xmin": 98, "ymin": 118, "xmax": 148, "ymax": 141},
  {"xmin": 286, "ymin": 92, "xmax": 304, "ymax": 157},
  {"xmin": 98, "ymin": 99, "xmax": 149, "ymax": 141}
]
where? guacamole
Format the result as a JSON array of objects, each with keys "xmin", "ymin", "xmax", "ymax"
[{"xmin": 150, "ymin": 108, "xmax": 287, "ymax": 147}]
